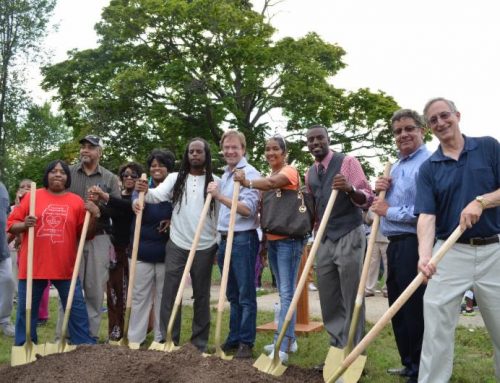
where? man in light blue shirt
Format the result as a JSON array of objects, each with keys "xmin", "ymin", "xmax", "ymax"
[
  {"xmin": 371, "ymin": 109, "xmax": 431, "ymax": 383},
  {"xmin": 207, "ymin": 130, "xmax": 260, "ymax": 358}
]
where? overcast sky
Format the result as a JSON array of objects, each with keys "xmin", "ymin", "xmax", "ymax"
[{"xmin": 32, "ymin": 0, "xmax": 500, "ymax": 152}]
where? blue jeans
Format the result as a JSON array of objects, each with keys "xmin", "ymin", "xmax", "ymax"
[
  {"xmin": 218, "ymin": 230, "xmax": 259, "ymax": 346},
  {"xmin": 268, "ymin": 238, "xmax": 306, "ymax": 352},
  {"xmin": 15, "ymin": 279, "xmax": 95, "ymax": 345}
]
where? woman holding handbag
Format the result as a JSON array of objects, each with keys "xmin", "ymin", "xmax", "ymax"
[{"xmin": 234, "ymin": 135, "xmax": 310, "ymax": 363}]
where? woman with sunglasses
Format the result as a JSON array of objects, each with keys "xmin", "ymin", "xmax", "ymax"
[
  {"xmin": 89, "ymin": 161, "xmax": 144, "ymax": 340},
  {"xmin": 234, "ymin": 135, "xmax": 306, "ymax": 363}
]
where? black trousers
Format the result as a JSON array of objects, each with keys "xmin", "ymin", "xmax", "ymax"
[{"xmin": 386, "ymin": 234, "xmax": 425, "ymax": 376}]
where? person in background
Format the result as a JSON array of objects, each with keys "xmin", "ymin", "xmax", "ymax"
[
  {"xmin": 0, "ymin": 179, "xmax": 15, "ymax": 337},
  {"xmin": 88, "ymin": 161, "xmax": 144, "ymax": 340},
  {"xmin": 363, "ymin": 209, "xmax": 388, "ymax": 298}
]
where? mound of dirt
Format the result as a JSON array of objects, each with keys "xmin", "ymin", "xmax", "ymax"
[{"xmin": 1, "ymin": 344, "xmax": 324, "ymax": 382}]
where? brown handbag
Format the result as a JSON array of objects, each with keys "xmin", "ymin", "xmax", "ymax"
[{"xmin": 260, "ymin": 170, "xmax": 314, "ymax": 238}]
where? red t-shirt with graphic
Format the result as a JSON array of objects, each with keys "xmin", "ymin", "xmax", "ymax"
[{"xmin": 7, "ymin": 188, "xmax": 86, "ymax": 280}]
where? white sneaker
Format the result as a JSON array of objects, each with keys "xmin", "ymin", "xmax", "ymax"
[
  {"xmin": 1, "ymin": 322, "xmax": 15, "ymax": 337},
  {"xmin": 269, "ymin": 350, "xmax": 288, "ymax": 363},
  {"xmin": 264, "ymin": 340, "xmax": 298, "ymax": 354},
  {"xmin": 308, "ymin": 283, "xmax": 318, "ymax": 291}
]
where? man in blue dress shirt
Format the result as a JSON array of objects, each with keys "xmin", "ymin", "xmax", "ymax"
[
  {"xmin": 371, "ymin": 109, "xmax": 431, "ymax": 383},
  {"xmin": 207, "ymin": 130, "xmax": 260, "ymax": 358}
]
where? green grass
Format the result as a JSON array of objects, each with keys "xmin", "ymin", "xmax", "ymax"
[{"xmin": 1, "ymin": 288, "xmax": 496, "ymax": 382}]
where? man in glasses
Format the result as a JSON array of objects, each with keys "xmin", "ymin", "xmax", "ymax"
[
  {"xmin": 305, "ymin": 125, "xmax": 373, "ymax": 369},
  {"xmin": 67, "ymin": 135, "xmax": 121, "ymax": 340},
  {"xmin": 415, "ymin": 97, "xmax": 500, "ymax": 382},
  {"xmin": 371, "ymin": 109, "xmax": 431, "ymax": 383}
]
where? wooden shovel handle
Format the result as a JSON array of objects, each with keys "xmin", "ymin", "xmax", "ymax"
[
  {"xmin": 125, "ymin": 173, "xmax": 148, "ymax": 310},
  {"xmin": 327, "ymin": 225, "xmax": 463, "ymax": 382},
  {"xmin": 25, "ymin": 182, "xmax": 37, "ymax": 344},
  {"xmin": 60, "ymin": 211, "xmax": 91, "ymax": 340}
]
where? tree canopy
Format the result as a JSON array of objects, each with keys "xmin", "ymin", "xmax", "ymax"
[{"xmin": 42, "ymin": 0, "xmax": 400, "ymax": 176}]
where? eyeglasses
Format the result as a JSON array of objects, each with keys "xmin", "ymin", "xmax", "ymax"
[
  {"xmin": 428, "ymin": 111, "xmax": 453, "ymax": 126},
  {"xmin": 121, "ymin": 172, "xmax": 139, "ymax": 179},
  {"xmin": 393, "ymin": 125, "xmax": 418, "ymax": 136}
]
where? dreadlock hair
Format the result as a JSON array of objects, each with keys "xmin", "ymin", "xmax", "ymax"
[{"xmin": 172, "ymin": 137, "xmax": 216, "ymax": 215}]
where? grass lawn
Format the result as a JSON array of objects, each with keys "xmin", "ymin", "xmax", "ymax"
[{"xmin": 0, "ymin": 276, "xmax": 496, "ymax": 382}]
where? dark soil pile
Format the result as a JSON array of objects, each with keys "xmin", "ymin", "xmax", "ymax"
[{"xmin": 1, "ymin": 344, "xmax": 324, "ymax": 382}]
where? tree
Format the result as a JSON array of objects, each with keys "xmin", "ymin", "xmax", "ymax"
[
  {"xmin": 43, "ymin": 0, "xmax": 399, "ymax": 174},
  {"xmin": 0, "ymin": 0, "xmax": 56, "ymax": 180}
]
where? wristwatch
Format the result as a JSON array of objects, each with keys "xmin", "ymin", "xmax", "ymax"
[
  {"xmin": 347, "ymin": 185, "xmax": 356, "ymax": 196},
  {"xmin": 475, "ymin": 195, "xmax": 487, "ymax": 210}
]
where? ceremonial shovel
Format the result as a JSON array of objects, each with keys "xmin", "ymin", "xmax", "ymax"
[
  {"xmin": 45, "ymin": 211, "xmax": 91, "ymax": 355},
  {"xmin": 323, "ymin": 162, "xmax": 392, "ymax": 382},
  {"xmin": 324, "ymin": 225, "xmax": 464, "ymax": 383},
  {"xmin": 11, "ymin": 183, "xmax": 46, "ymax": 366},
  {"xmin": 110, "ymin": 173, "xmax": 147, "ymax": 348},
  {"xmin": 254, "ymin": 189, "xmax": 339, "ymax": 376},
  {"xmin": 149, "ymin": 194, "xmax": 213, "ymax": 352}
]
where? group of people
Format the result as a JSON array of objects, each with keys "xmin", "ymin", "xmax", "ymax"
[{"xmin": 0, "ymin": 96, "xmax": 498, "ymax": 383}]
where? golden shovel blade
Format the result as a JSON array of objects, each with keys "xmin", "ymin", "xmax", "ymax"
[
  {"xmin": 128, "ymin": 342, "xmax": 141, "ymax": 350},
  {"xmin": 253, "ymin": 352, "xmax": 287, "ymax": 376},
  {"xmin": 213, "ymin": 346, "xmax": 234, "ymax": 361},
  {"xmin": 323, "ymin": 346, "xmax": 366, "ymax": 383},
  {"xmin": 11, "ymin": 343, "xmax": 46, "ymax": 366},
  {"xmin": 148, "ymin": 340, "xmax": 179, "ymax": 352},
  {"xmin": 44, "ymin": 341, "xmax": 77, "ymax": 356}
]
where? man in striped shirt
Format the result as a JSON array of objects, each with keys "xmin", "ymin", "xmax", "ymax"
[{"xmin": 371, "ymin": 109, "xmax": 431, "ymax": 383}]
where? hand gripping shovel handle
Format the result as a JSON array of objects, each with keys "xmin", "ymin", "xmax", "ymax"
[
  {"xmin": 165, "ymin": 194, "xmax": 213, "ymax": 343},
  {"xmin": 25, "ymin": 182, "xmax": 37, "ymax": 347},
  {"xmin": 59, "ymin": 211, "xmax": 91, "ymax": 347},
  {"xmin": 326, "ymin": 225, "xmax": 464, "ymax": 383},
  {"xmin": 345, "ymin": 162, "xmax": 391, "ymax": 353},
  {"xmin": 215, "ymin": 181, "xmax": 240, "ymax": 354},
  {"xmin": 122, "ymin": 173, "xmax": 148, "ymax": 340},
  {"xmin": 273, "ymin": 189, "xmax": 339, "ymax": 357}
]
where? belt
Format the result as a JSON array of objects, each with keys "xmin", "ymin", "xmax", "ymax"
[
  {"xmin": 219, "ymin": 229, "xmax": 255, "ymax": 241},
  {"xmin": 387, "ymin": 233, "xmax": 416, "ymax": 242},
  {"xmin": 455, "ymin": 235, "xmax": 499, "ymax": 246}
]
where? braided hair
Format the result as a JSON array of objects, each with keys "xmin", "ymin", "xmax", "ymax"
[{"xmin": 172, "ymin": 138, "xmax": 215, "ymax": 215}]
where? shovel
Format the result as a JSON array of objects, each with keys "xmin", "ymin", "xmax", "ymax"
[
  {"xmin": 149, "ymin": 194, "xmax": 213, "ymax": 352},
  {"xmin": 45, "ymin": 211, "xmax": 91, "ymax": 355},
  {"xmin": 254, "ymin": 189, "xmax": 340, "ymax": 376},
  {"xmin": 323, "ymin": 162, "xmax": 391, "ymax": 382},
  {"xmin": 110, "ymin": 173, "xmax": 147, "ymax": 348},
  {"xmin": 325, "ymin": 225, "xmax": 463, "ymax": 383},
  {"xmin": 11, "ymin": 182, "xmax": 46, "ymax": 366},
  {"xmin": 213, "ymin": 181, "xmax": 241, "ymax": 360}
]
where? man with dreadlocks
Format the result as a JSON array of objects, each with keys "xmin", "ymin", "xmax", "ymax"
[{"xmin": 135, "ymin": 138, "xmax": 219, "ymax": 352}]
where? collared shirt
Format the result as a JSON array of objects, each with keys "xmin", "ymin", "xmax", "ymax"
[
  {"xmin": 381, "ymin": 144, "xmax": 431, "ymax": 237},
  {"xmin": 306, "ymin": 150, "xmax": 373, "ymax": 209},
  {"xmin": 415, "ymin": 135, "xmax": 500, "ymax": 239},
  {"xmin": 217, "ymin": 157, "xmax": 260, "ymax": 232},
  {"xmin": 69, "ymin": 162, "xmax": 121, "ymax": 232}
]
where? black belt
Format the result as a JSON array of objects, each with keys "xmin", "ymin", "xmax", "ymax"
[
  {"xmin": 454, "ymin": 235, "xmax": 499, "ymax": 246},
  {"xmin": 387, "ymin": 233, "xmax": 417, "ymax": 242},
  {"xmin": 219, "ymin": 229, "xmax": 255, "ymax": 241}
]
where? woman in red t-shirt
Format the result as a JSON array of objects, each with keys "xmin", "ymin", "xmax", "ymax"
[
  {"xmin": 8, "ymin": 160, "xmax": 100, "ymax": 346},
  {"xmin": 234, "ymin": 135, "xmax": 306, "ymax": 362}
]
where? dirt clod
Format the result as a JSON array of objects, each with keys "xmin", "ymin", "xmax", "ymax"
[{"xmin": 1, "ymin": 343, "xmax": 324, "ymax": 382}]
